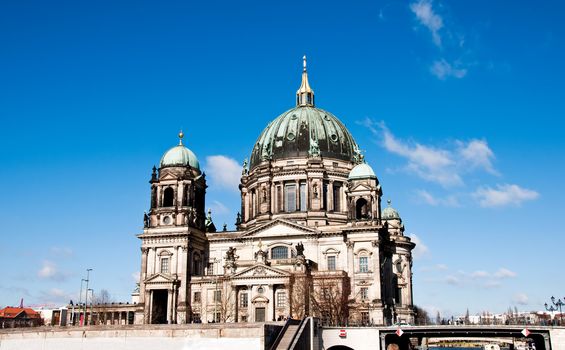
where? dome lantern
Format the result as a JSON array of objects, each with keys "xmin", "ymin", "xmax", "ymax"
[{"xmin": 296, "ymin": 55, "xmax": 315, "ymax": 107}]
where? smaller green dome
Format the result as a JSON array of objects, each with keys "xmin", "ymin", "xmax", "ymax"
[
  {"xmin": 160, "ymin": 140, "xmax": 200, "ymax": 169},
  {"xmin": 348, "ymin": 162, "xmax": 377, "ymax": 180},
  {"xmin": 382, "ymin": 200, "xmax": 401, "ymax": 220}
]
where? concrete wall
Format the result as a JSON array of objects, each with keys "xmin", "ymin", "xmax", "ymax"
[
  {"xmin": 321, "ymin": 327, "xmax": 380, "ymax": 350},
  {"xmin": 550, "ymin": 328, "xmax": 565, "ymax": 350},
  {"xmin": 0, "ymin": 325, "xmax": 263, "ymax": 350}
]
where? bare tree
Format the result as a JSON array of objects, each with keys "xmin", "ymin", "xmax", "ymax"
[
  {"xmin": 289, "ymin": 274, "xmax": 311, "ymax": 319},
  {"xmin": 92, "ymin": 289, "xmax": 112, "ymax": 325},
  {"xmin": 309, "ymin": 273, "xmax": 350, "ymax": 326},
  {"xmin": 215, "ymin": 281, "xmax": 235, "ymax": 322},
  {"xmin": 413, "ymin": 305, "xmax": 430, "ymax": 325}
]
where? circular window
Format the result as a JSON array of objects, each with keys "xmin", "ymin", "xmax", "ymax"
[
  {"xmin": 287, "ymin": 132, "xmax": 295, "ymax": 141},
  {"xmin": 163, "ymin": 216, "xmax": 172, "ymax": 225},
  {"xmin": 257, "ymin": 286, "xmax": 264, "ymax": 294},
  {"xmin": 330, "ymin": 134, "xmax": 338, "ymax": 142},
  {"xmin": 291, "ymin": 114, "xmax": 298, "ymax": 120}
]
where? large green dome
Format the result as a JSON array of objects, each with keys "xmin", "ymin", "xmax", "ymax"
[{"xmin": 249, "ymin": 106, "xmax": 361, "ymax": 170}]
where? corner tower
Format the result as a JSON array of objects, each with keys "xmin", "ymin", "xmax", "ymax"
[{"xmin": 136, "ymin": 132, "xmax": 209, "ymax": 325}]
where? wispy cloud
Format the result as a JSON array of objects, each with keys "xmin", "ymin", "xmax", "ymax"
[
  {"xmin": 209, "ymin": 200, "xmax": 231, "ymax": 216},
  {"xmin": 37, "ymin": 288, "xmax": 73, "ymax": 306},
  {"xmin": 363, "ymin": 120, "xmax": 497, "ymax": 188},
  {"xmin": 409, "ymin": 233, "xmax": 430, "ymax": 259},
  {"xmin": 416, "ymin": 189, "xmax": 460, "ymax": 207},
  {"xmin": 512, "ymin": 293, "xmax": 529, "ymax": 305},
  {"xmin": 37, "ymin": 260, "xmax": 69, "ymax": 282},
  {"xmin": 434, "ymin": 267, "xmax": 516, "ymax": 289},
  {"xmin": 494, "ymin": 267, "xmax": 517, "ymax": 279},
  {"xmin": 473, "ymin": 184, "xmax": 539, "ymax": 207},
  {"xmin": 430, "ymin": 59, "xmax": 467, "ymax": 80},
  {"xmin": 410, "ymin": 0, "xmax": 444, "ymax": 47},
  {"xmin": 205, "ymin": 155, "xmax": 241, "ymax": 192}
]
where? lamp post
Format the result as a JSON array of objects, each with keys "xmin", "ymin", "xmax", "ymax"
[
  {"xmin": 88, "ymin": 289, "xmax": 94, "ymax": 325},
  {"xmin": 83, "ymin": 268, "xmax": 92, "ymax": 326},
  {"xmin": 78, "ymin": 278, "xmax": 86, "ymax": 325},
  {"xmin": 549, "ymin": 296, "xmax": 564, "ymax": 325},
  {"xmin": 544, "ymin": 302, "xmax": 557, "ymax": 326}
]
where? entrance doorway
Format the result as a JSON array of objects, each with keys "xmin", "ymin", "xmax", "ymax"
[
  {"xmin": 151, "ymin": 289, "xmax": 168, "ymax": 324},
  {"xmin": 255, "ymin": 307, "xmax": 265, "ymax": 322}
]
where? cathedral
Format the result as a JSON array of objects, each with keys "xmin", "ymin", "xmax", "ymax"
[{"xmin": 134, "ymin": 58, "xmax": 415, "ymax": 326}]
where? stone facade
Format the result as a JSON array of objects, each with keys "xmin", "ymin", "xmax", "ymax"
[{"xmin": 135, "ymin": 58, "xmax": 416, "ymax": 326}]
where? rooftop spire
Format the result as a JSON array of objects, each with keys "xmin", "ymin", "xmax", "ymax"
[
  {"xmin": 296, "ymin": 55, "xmax": 315, "ymax": 107},
  {"xmin": 178, "ymin": 130, "xmax": 184, "ymax": 145}
]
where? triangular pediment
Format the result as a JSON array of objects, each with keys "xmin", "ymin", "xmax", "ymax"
[
  {"xmin": 159, "ymin": 173, "xmax": 178, "ymax": 181},
  {"xmin": 232, "ymin": 263, "xmax": 291, "ymax": 279},
  {"xmin": 144, "ymin": 273, "xmax": 176, "ymax": 284},
  {"xmin": 349, "ymin": 183, "xmax": 373, "ymax": 192},
  {"xmin": 240, "ymin": 219, "xmax": 317, "ymax": 239}
]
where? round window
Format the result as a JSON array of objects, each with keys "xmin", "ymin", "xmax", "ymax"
[
  {"xmin": 287, "ymin": 132, "xmax": 295, "ymax": 141},
  {"xmin": 163, "ymin": 216, "xmax": 172, "ymax": 225}
]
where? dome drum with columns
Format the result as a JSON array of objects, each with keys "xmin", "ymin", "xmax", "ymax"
[{"xmin": 132, "ymin": 57, "xmax": 416, "ymax": 326}]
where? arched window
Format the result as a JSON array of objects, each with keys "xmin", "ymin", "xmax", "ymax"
[
  {"xmin": 163, "ymin": 187, "xmax": 175, "ymax": 207},
  {"xmin": 271, "ymin": 246, "xmax": 289, "ymax": 259},
  {"xmin": 355, "ymin": 198, "xmax": 369, "ymax": 220}
]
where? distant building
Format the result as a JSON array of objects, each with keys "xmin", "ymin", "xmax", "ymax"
[{"xmin": 0, "ymin": 307, "xmax": 42, "ymax": 328}]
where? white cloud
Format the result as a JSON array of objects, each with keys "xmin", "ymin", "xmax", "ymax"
[
  {"xmin": 205, "ymin": 155, "xmax": 241, "ymax": 192},
  {"xmin": 38, "ymin": 288, "xmax": 73, "ymax": 306},
  {"xmin": 513, "ymin": 293, "xmax": 529, "ymax": 305},
  {"xmin": 473, "ymin": 184, "xmax": 539, "ymax": 207},
  {"xmin": 416, "ymin": 189, "xmax": 460, "ymax": 207},
  {"xmin": 457, "ymin": 139, "xmax": 497, "ymax": 174},
  {"xmin": 494, "ymin": 268, "xmax": 517, "ymax": 279},
  {"xmin": 377, "ymin": 122, "xmax": 462, "ymax": 187},
  {"xmin": 436, "ymin": 264, "xmax": 448, "ymax": 270},
  {"xmin": 445, "ymin": 275, "xmax": 460, "ymax": 286},
  {"xmin": 409, "ymin": 233, "xmax": 430, "ymax": 259},
  {"xmin": 410, "ymin": 0, "xmax": 444, "ymax": 47},
  {"xmin": 470, "ymin": 270, "xmax": 490, "ymax": 279},
  {"xmin": 430, "ymin": 59, "xmax": 467, "ymax": 80},
  {"xmin": 365, "ymin": 120, "xmax": 498, "ymax": 188},
  {"xmin": 37, "ymin": 260, "xmax": 68, "ymax": 282},
  {"xmin": 209, "ymin": 200, "xmax": 231, "ymax": 216}
]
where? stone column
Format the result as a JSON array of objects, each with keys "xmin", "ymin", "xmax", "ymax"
[
  {"xmin": 328, "ymin": 180, "xmax": 334, "ymax": 211},
  {"xmin": 346, "ymin": 240, "xmax": 354, "ymax": 298},
  {"xmin": 140, "ymin": 247, "xmax": 149, "ymax": 304},
  {"xmin": 167, "ymin": 289, "xmax": 173, "ymax": 324},
  {"xmin": 371, "ymin": 240, "xmax": 381, "ymax": 300},
  {"xmin": 148, "ymin": 290, "xmax": 153, "ymax": 324},
  {"xmin": 271, "ymin": 284, "xmax": 276, "ymax": 321},
  {"xmin": 295, "ymin": 180, "xmax": 300, "ymax": 211}
]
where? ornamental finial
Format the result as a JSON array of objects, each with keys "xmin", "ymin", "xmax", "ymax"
[
  {"xmin": 387, "ymin": 199, "xmax": 392, "ymax": 206},
  {"xmin": 296, "ymin": 56, "xmax": 315, "ymax": 107},
  {"xmin": 178, "ymin": 130, "xmax": 184, "ymax": 145}
]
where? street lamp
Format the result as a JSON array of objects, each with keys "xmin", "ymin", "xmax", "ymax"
[
  {"xmin": 549, "ymin": 296, "xmax": 564, "ymax": 325},
  {"xmin": 78, "ymin": 278, "xmax": 86, "ymax": 325},
  {"xmin": 544, "ymin": 302, "xmax": 557, "ymax": 326},
  {"xmin": 83, "ymin": 268, "xmax": 92, "ymax": 326},
  {"xmin": 87, "ymin": 289, "xmax": 94, "ymax": 325}
]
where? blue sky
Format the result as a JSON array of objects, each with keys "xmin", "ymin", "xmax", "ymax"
[{"xmin": 0, "ymin": 0, "xmax": 563, "ymax": 318}]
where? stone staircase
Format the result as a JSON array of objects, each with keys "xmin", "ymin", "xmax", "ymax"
[{"xmin": 275, "ymin": 324, "xmax": 300, "ymax": 350}]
